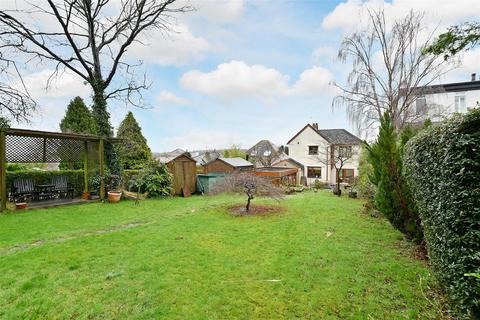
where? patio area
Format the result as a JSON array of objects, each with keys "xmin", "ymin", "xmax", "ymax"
[{"xmin": 0, "ymin": 128, "xmax": 115, "ymax": 212}]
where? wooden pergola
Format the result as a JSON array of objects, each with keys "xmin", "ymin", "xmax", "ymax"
[{"xmin": 0, "ymin": 128, "xmax": 116, "ymax": 212}]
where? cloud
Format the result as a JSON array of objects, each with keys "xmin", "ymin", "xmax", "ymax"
[
  {"xmin": 292, "ymin": 66, "xmax": 337, "ymax": 95},
  {"xmin": 322, "ymin": 0, "xmax": 480, "ymax": 32},
  {"xmin": 156, "ymin": 90, "xmax": 191, "ymax": 106},
  {"xmin": 160, "ymin": 130, "xmax": 244, "ymax": 151},
  {"xmin": 180, "ymin": 61, "xmax": 336, "ymax": 102},
  {"xmin": 128, "ymin": 23, "xmax": 210, "ymax": 66},
  {"xmin": 18, "ymin": 69, "xmax": 90, "ymax": 99},
  {"xmin": 312, "ymin": 47, "xmax": 338, "ymax": 64},
  {"xmin": 194, "ymin": 0, "xmax": 244, "ymax": 23}
]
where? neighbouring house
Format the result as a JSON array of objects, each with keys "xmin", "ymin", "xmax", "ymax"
[
  {"xmin": 272, "ymin": 155, "xmax": 304, "ymax": 185},
  {"xmin": 246, "ymin": 140, "xmax": 283, "ymax": 168},
  {"xmin": 157, "ymin": 152, "xmax": 196, "ymax": 196},
  {"xmin": 203, "ymin": 157, "xmax": 254, "ymax": 174},
  {"xmin": 286, "ymin": 123, "xmax": 362, "ymax": 186},
  {"xmin": 412, "ymin": 74, "xmax": 480, "ymax": 122},
  {"xmin": 254, "ymin": 167, "xmax": 298, "ymax": 186},
  {"xmin": 190, "ymin": 149, "xmax": 221, "ymax": 166}
]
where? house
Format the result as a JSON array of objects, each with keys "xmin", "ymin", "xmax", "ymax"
[
  {"xmin": 157, "ymin": 152, "xmax": 196, "ymax": 196},
  {"xmin": 272, "ymin": 155, "xmax": 304, "ymax": 185},
  {"xmin": 413, "ymin": 74, "xmax": 480, "ymax": 121},
  {"xmin": 286, "ymin": 123, "xmax": 362, "ymax": 186},
  {"xmin": 246, "ymin": 140, "xmax": 283, "ymax": 168},
  {"xmin": 203, "ymin": 157, "xmax": 254, "ymax": 174}
]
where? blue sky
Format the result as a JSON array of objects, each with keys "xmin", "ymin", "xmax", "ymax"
[{"xmin": 6, "ymin": 0, "xmax": 480, "ymax": 152}]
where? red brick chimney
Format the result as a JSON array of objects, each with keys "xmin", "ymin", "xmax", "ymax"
[
  {"xmin": 312, "ymin": 123, "xmax": 318, "ymax": 130},
  {"xmin": 472, "ymin": 73, "xmax": 476, "ymax": 81}
]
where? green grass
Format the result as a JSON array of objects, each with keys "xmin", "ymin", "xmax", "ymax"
[{"xmin": 0, "ymin": 191, "xmax": 443, "ymax": 319}]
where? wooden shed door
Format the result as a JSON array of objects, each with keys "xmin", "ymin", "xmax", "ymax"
[{"xmin": 181, "ymin": 161, "xmax": 191, "ymax": 196}]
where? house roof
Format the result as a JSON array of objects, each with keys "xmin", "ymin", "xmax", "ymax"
[
  {"xmin": 206, "ymin": 157, "xmax": 253, "ymax": 168},
  {"xmin": 286, "ymin": 124, "xmax": 363, "ymax": 145},
  {"xmin": 414, "ymin": 79, "xmax": 480, "ymax": 95},
  {"xmin": 157, "ymin": 151, "xmax": 195, "ymax": 164},
  {"xmin": 247, "ymin": 140, "xmax": 279, "ymax": 155},
  {"xmin": 272, "ymin": 155, "xmax": 305, "ymax": 168}
]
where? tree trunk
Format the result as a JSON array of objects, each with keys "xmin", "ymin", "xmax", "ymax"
[
  {"xmin": 246, "ymin": 196, "xmax": 252, "ymax": 212},
  {"xmin": 91, "ymin": 81, "xmax": 120, "ymax": 173},
  {"xmin": 336, "ymin": 169, "xmax": 341, "ymax": 196}
]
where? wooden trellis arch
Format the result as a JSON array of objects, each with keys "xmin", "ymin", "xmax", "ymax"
[{"xmin": 0, "ymin": 128, "xmax": 116, "ymax": 211}]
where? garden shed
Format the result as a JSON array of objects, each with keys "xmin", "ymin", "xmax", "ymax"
[
  {"xmin": 159, "ymin": 152, "xmax": 196, "ymax": 196},
  {"xmin": 203, "ymin": 157, "xmax": 253, "ymax": 174},
  {"xmin": 254, "ymin": 167, "xmax": 299, "ymax": 186}
]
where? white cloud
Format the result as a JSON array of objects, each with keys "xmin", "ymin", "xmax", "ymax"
[
  {"xmin": 292, "ymin": 66, "xmax": 337, "ymax": 95},
  {"xmin": 322, "ymin": 0, "xmax": 480, "ymax": 32},
  {"xmin": 312, "ymin": 47, "xmax": 337, "ymax": 64},
  {"xmin": 180, "ymin": 61, "xmax": 336, "ymax": 102},
  {"xmin": 194, "ymin": 0, "xmax": 244, "ymax": 23},
  {"xmin": 160, "ymin": 130, "xmax": 243, "ymax": 151},
  {"xmin": 156, "ymin": 90, "xmax": 191, "ymax": 106},
  {"xmin": 129, "ymin": 23, "xmax": 210, "ymax": 66},
  {"xmin": 180, "ymin": 60, "xmax": 290, "ymax": 101},
  {"xmin": 18, "ymin": 69, "xmax": 90, "ymax": 99}
]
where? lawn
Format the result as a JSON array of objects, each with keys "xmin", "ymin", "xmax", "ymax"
[{"xmin": 0, "ymin": 191, "xmax": 443, "ymax": 319}]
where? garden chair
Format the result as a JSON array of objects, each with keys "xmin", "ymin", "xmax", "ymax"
[
  {"xmin": 11, "ymin": 178, "xmax": 37, "ymax": 202},
  {"xmin": 51, "ymin": 176, "xmax": 74, "ymax": 199}
]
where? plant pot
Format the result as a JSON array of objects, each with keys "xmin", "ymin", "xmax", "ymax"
[
  {"xmin": 15, "ymin": 202, "xmax": 27, "ymax": 210},
  {"xmin": 107, "ymin": 191, "xmax": 122, "ymax": 203},
  {"xmin": 348, "ymin": 191, "xmax": 358, "ymax": 198},
  {"xmin": 82, "ymin": 191, "xmax": 90, "ymax": 200}
]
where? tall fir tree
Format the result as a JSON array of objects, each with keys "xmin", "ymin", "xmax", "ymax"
[
  {"xmin": 366, "ymin": 113, "xmax": 422, "ymax": 243},
  {"xmin": 116, "ymin": 112, "xmax": 151, "ymax": 169},
  {"xmin": 60, "ymin": 97, "xmax": 98, "ymax": 135}
]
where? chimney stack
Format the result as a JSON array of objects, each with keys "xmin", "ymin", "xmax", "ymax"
[
  {"xmin": 472, "ymin": 73, "xmax": 476, "ymax": 81},
  {"xmin": 312, "ymin": 123, "xmax": 318, "ymax": 130}
]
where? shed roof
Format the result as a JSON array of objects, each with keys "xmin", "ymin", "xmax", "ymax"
[{"xmin": 212, "ymin": 157, "xmax": 253, "ymax": 168}]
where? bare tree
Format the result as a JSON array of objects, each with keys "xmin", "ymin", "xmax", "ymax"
[
  {"xmin": 317, "ymin": 145, "xmax": 358, "ymax": 196},
  {"xmin": 333, "ymin": 9, "xmax": 451, "ymax": 135},
  {"xmin": 0, "ymin": 53, "xmax": 36, "ymax": 122},
  {"xmin": 211, "ymin": 172, "xmax": 284, "ymax": 213},
  {"xmin": 0, "ymin": 0, "xmax": 191, "ymax": 166}
]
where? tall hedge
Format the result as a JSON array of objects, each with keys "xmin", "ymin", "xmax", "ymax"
[{"xmin": 404, "ymin": 108, "xmax": 480, "ymax": 318}]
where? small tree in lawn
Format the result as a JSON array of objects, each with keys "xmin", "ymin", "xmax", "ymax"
[
  {"xmin": 211, "ymin": 172, "xmax": 284, "ymax": 213},
  {"xmin": 116, "ymin": 112, "xmax": 151, "ymax": 169},
  {"xmin": 317, "ymin": 145, "xmax": 358, "ymax": 196}
]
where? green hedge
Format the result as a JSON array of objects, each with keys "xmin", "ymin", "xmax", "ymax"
[
  {"xmin": 7, "ymin": 170, "xmax": 85, "ymax": 197},
  {"xmin": 404, "ymin": 109, "xmax": 480, "ymax": 318}
]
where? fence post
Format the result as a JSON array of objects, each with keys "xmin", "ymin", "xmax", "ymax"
[
  {"xmin": 0, "ymin": 130, "xmax": 6, "ymax": 212},
  {"xmin": 99, "ymin": 139, "xmax": 105, "ymax": 199},
  {"xmin": 83, "ymin": 141, "xmax": 89, "ymax": 193}
]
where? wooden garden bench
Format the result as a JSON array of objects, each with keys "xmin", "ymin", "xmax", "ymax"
[
  {"xmin": 51, "ymin": 176, "xmax": 74, "ymax": 199},
  {"xmin": 11, "ymin": 178, "xmax": 38, "ymax": 203}
]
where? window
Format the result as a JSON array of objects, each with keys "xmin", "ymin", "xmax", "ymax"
[
  {"xmin": 415, "ymin": 96, "xmax": 427, "ymax": 115},
  {"xmin": 339, "ymin": 169, "xmax": 354, "ymax": 183},
  {"xmin": 307, "ymin": 167, "xmax": 322, "ymax": 178},
  {"xmin": 455, "ymin": 94, "xmax": 466, "ymax": 112},
  {"xmin": 338, "ymin": 146, "xmax": 352, "ymax": 158},
  {"xmin": 308, "ymin": 145, "xmax": 318, "ymax": 155}
]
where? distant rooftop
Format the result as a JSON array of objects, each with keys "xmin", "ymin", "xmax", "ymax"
[{"xmin": 219, "ymin": 157, "xmax": 253, "ymax": 167}]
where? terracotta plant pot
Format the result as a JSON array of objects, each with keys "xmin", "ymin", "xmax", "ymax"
[
  {"xmin": 82, "ymin": 191, "xmax": 90, "ymax": 200},
  {"xmin": 107, "ymin": 191, "xmax": 122, "ymax": 203},
  {"xmin": 15, "ymin": 202, "xmax": 28, "ymax": 210}
]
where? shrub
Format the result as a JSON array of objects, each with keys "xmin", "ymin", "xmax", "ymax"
[
  {"xmin": 366, "ymin": 113, "xmax": 422, "ymax": 243},
  {"xmin": 404, "ymin": 108, "xmax": 480, "ymax": 318},
  {"xmin": 7, "ymin": 170, "xmax": 84, "ymax": 196},
  {"xmin": 128, "ymin": 160, "xmax": 172, "ymax": 197},
  {"xmin": 356, "ymin": 145, "xmax": 375, "ymax": 201}
]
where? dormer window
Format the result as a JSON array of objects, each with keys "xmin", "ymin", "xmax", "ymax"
[{"xmin": 308, "ymin": 146, "xmax": 318, "ymax": 155}]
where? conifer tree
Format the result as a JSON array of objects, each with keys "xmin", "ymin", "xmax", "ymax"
[
  {"xmin": 366, "ymin": 113, "xmax": 422, "ymax": 242},
  {"xmin": 60, "ymin": 97, "xmax": 97, "ymax": 135},
  {"xmin": 116, "ymin": 112, "xmax": 151, "ymax": 169}
]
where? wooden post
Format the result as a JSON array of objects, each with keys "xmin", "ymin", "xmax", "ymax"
[
  {"xmin": 42, "ymin": 137, "xmax": 47, "ymax": 163},
  {"xmin": 99, "ymin": 139, "xmax": 105, "ymax": 199},
  {"xmin": 83, "ymin": 141, "xmax": 89, "ymax": 193},
  {"xmin": 0, "ymin": 130, "xmax": 6, "ymax": 212}
]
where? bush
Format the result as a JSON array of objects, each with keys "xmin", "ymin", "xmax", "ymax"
[
  {"xmin": 128, "ymin": 160, "xmax": 172, "ymax": 197},
  {"xmin": 366, "ymin": 113, "xmax": 422, "ymax": 243},
  {"xmin": 404, "ymin": 109, "xmax": 480, "ymax": 318},
  {"xmin": 357, "ymin": 146, "xmax": 376, "ymax": 201},
  {"xmin": 7, "ymin": 170, "xmax": 84, "ymax": 196}
]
